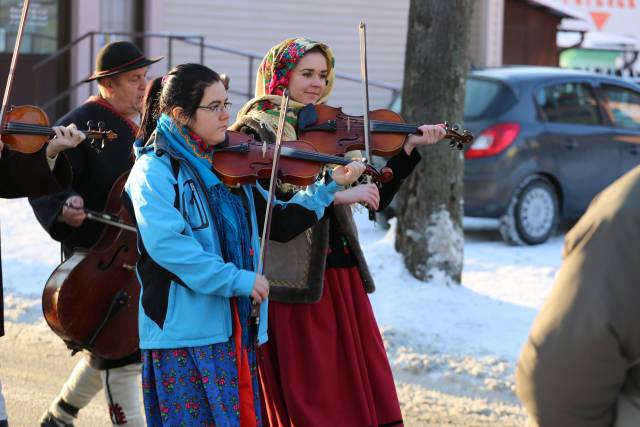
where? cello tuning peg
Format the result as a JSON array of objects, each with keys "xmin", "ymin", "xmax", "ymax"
[
  {"xmin": 452, "ymin": 124, "xmax": 460, "ymax": 131},
  {"xmin": 97, "ymin": 121, "xmax": 106, "ymax": 130},
  {"xmin": 87, "ymin": 120, "xmax": 95, "ymax": 130}
]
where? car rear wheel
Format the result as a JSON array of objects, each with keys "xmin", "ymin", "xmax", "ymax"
[{"xmin": 499, "ymin": 177, "xmax": 559, "ymax": 245}]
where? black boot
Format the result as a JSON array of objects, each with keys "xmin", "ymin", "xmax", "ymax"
[{"xmin": 39, "ymin": 412, "xmax": 73, "ymax": 427}]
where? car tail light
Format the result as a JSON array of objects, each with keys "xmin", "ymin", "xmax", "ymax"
[{"xmin": 464, "ymin": 123, "xmax": 520, "ymax": 159}]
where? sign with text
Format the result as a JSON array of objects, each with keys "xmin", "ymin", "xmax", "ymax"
[{"xmin": 560, "ymin": 0, "xmax": 640, "ymax": 34}]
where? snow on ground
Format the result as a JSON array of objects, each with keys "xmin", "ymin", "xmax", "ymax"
[
  {"xmin": 0, "ymin": 198, "xmax": 566, "ymax": 425},
  {"xmin": 355, "ymin": 212, "xmax": 564, "ymax": 424},
  {"xmin": 1, "ymin": 198, "xmax": 61, "ymax": 323}
]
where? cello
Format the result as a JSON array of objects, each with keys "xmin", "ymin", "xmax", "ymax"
[{"xmin": 42, "ymin": 171, "xmax": 139, "ymax": 359}]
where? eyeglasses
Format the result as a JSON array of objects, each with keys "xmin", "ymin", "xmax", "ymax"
[{"xmin": 198, "ymin": 102, "xmax": 232, "ymax": 113}]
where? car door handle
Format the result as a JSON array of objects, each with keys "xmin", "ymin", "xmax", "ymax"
[{"xmin": 562, "ymin": 139, "xmax": 578, "ymax": 150}]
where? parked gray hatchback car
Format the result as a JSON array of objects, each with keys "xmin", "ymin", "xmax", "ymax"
[{"xmin": 463, "ymin": 66, "xmax": 640, "ymax": 244}]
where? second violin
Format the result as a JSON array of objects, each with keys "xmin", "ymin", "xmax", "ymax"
[{"xmin": 297, "ymin": 103, "xmax": 474, "ymax": 157}]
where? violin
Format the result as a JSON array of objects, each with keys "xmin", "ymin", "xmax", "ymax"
[
  {"xmin": 1, "ymin": 105, "xmax": 117, "ymax": 153},
  {"xmin": 297, "ymin": 104, "xmax": 474, "ymax": 157},
  {"xmin": 211, "ymin": 130, "xmax": 393, "ymax": 187}
]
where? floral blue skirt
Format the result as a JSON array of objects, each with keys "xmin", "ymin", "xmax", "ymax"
[{"xmin": 141, "ymin": 300, "xmax": 261, "ymax": 426}]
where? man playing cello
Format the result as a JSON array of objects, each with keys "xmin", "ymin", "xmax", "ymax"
[{"xmin": 29, "ymin": 41, "xmax": 162, "ymax": 427}]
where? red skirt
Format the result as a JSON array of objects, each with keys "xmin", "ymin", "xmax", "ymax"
[{"xmin": 259, "ymin": 266, "xmax": 403, "ymax": 427}]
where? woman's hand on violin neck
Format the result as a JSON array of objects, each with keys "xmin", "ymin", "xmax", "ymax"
[
  {"xmin": 404, "ymin": 124, "xmax": 447, "ymax": 155},
  {"xmin": 251, "ymin": 274, "xmax": 269, "ymax": 304},
  {"xmin": 59, "ymin": 195, "xmax": 87, "ymax": 227},
  {"xmin": 46, "ymin": 124, "xmax": 86, "ymax": 159},
  {"xmin": 332, "ymin": 160, "xmax": 366, "ymax": 187},
  {"xmin": 334, "ymin": 184, "xmax": 380, "ymax": 210}
]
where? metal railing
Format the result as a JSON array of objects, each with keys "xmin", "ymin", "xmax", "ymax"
[{"xmin": 33, "ymin": 31, "xmax": 401, "ymax": 114}]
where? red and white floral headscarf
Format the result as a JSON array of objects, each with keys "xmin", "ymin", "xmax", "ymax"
[{"xmin": 232, "ymin": 37, "xmax": 335, "ymax": 140}]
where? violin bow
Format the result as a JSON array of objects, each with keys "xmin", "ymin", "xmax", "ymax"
[
  {"xmin": 257, "ymin": 89, "xmax": 290, "ymax": 275},
  {"xmin": 0, "ymin": 0, "xmax": 30, "ymax": 133},
  {"xmin": 0, "ymin": 0, "xmax": 29, "ymax": 336},
  {"xmin": 359, "ymin": 22, "xmax": 376, "ymax": 221},
  {"xmin": 0, "ymin": 0, "xmax": 30, "ymax": 338},
  {"xmin": 251, "ymin": 89, "xmax": 290, "ymax": 317}
]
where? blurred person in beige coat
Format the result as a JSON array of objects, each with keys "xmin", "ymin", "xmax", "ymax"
[{"xmin": 516, "ymin": 165, "xmax": 640, "ymax": 427}]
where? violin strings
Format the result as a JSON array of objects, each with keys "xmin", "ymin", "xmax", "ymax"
[
  {"xmin": 316, "ymin": 118, "xmax": 462, "ymax": 134},
  {"xmin": 5, "ymin": 122, "xmax": 50, "ymax": 129},
  {"xmin": 282, "ymin": 148, "xmax": 350, "ymax": 165},
  {"xmin": 308, "ymin": 121, "xmax": 464, "ymax": 138},
  {"xmin": 330, "ymin": 118, "xmax": 419, "ymax": 127},
  {"xmin": 308, "ymin": 120, "xmax": 420, "ymax": 133},
  {"xmin": 5, "ymin": 122, "xmax": 108, "ymax": 137},
  {"xmin": 4, "ymin": 123, "xmax": 54, "ymax": 134},
  {"xmin": 328, "ymin": 125, "xmax": 418, "ymax": 132}
]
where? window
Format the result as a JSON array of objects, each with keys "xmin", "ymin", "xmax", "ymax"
[
  {"xmin": 536, "ymin": 82, "xmax": 602, "ymax": 126},
  {"xmin": 601, "ymin": 85, "xmax": 640, "ymax": 130},
  {"xmin": 101, "ymin": 0, "xmax": 136, "ymax": 35},
  {"xmin": 0, "ymin": 0, "xmax": 58, "ymax": 54},
  {"xmin": 464, "ymin": 78, "xmax": 517, "ymax": 121}
]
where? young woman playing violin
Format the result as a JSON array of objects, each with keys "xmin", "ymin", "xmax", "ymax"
[
  {"xmin": 123, "ymin": 63, "xmax": 365, "ymax": 426},
  {"xmin": 231, "ymin": 37, "xmax": 446, "ymax": 426}
]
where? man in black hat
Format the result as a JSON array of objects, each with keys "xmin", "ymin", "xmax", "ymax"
[{"xmin": 30, "ymin": 40, "xmax": 162, "ymax": 427}]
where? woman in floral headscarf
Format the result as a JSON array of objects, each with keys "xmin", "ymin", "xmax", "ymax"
[{"xmin": 232, "ymin": 37, "xmax": 445, "ymax": 426}]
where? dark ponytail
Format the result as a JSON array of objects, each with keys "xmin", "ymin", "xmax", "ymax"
[
  {"xmin": 138, "ymin": 76, "xmax": 163, "ymax": 142},
  {"xmin": 138, "ymin": 63, "xmax": 221, "ymax": 142}
]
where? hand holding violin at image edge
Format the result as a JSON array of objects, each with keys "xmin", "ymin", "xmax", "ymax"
[{"xmin": 403, "ymin": 123, "xmax": 448, "ymax": 155}]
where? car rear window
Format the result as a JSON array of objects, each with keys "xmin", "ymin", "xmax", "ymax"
[{"xmin": 464, "ymin": 78, "xmax": 517, "ymax": 120}]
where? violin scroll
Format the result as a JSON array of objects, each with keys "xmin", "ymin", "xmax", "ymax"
[
  {"xmin": 86, "ymin": 120, "xmax": 118, "ymax": 150},
  {"xmin": 443, "ymin": 121, "xmax": 474, "ymax": 150}
]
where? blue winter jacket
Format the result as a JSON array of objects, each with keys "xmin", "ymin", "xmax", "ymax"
[{"xmin": 123, "ymin": 132, "xmax": 341, "ymax": 349}]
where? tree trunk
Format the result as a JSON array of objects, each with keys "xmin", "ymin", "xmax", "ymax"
[{"xmin": 395, "ymin": 0, "xmax": 473, "ymax": 283}]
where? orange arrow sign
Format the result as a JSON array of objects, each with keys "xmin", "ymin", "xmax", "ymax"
[{"xmin": 590, "ymin": 11, "xmax": 610, "ymax": 30}]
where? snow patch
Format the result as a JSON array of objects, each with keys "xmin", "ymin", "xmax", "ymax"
[{"xmin": 425, "ymin": 208, "xmax": 464, "ymax": 277}]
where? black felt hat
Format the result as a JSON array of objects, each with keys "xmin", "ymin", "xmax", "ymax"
[{"xmin": 84, "ymin": 41, "xmax": 163, "ymax": 82}]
